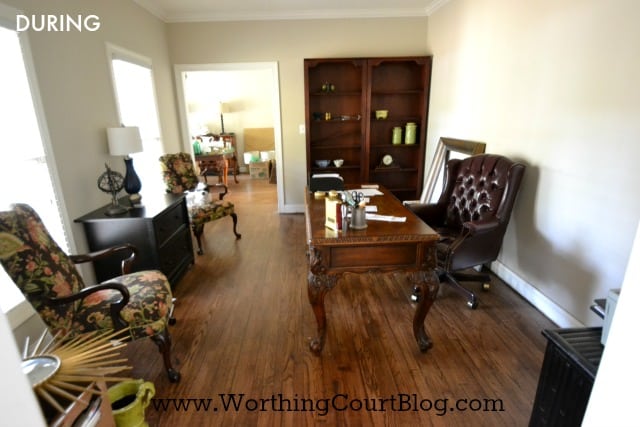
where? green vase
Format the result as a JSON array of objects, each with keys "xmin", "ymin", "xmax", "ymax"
[{"xmin": 108, "ymin": 379, "xmax": 155, "ymax": 427}]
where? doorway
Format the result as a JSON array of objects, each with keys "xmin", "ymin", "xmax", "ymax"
[{"xmin": 174, "ymin": 62, "xmax": 284, "ymax": 212}]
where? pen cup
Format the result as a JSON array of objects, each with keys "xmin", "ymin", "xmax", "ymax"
[{"xmin": 350, "ymin": 206, "xmax": 367, "ymax": 229}]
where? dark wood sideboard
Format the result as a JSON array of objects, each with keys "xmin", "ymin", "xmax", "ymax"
[{"xmin": 75, "ymin": 193, "xmax": 194, "ymax": 288}]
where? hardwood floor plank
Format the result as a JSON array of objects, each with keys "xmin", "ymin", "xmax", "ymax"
[{"xmin": 122, "ymin": 175, "xmax": 556, "ymax": 426}]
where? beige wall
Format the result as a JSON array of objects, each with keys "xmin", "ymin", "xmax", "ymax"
[
  {"xmin": 167, "ymin": 18, "xmax": 429, "ymax": 207},
  {"xmin": 427, "ymin": 0, "xmax": 640, "ymax": 325},
  {"xmin": 4, "ymin": 0, "xmax": 181, "ymax": 253}
]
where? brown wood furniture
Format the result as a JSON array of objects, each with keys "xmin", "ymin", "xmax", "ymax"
[
  {"xmin": 304, "ymin": 186, "xmax": 440, "ymax": 354},
  {"xmin": 196, "ymin": 133, "xmax": 239, "ymax": 186},
  {"xmin": 304, "ymin": 56, "xmax": 432, "ymax": 201},
  {"xmin": 124, "ymin": 176, "xmax": 558, "ymax": 426}
]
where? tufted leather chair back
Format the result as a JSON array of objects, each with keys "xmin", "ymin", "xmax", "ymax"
[{"xmin": 440, "ymin": 154, "xmax": 524, "ymax": 232}]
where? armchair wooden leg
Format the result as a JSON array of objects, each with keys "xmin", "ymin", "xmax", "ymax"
[
  {"xmin": 151, "ymin": 328, "xmax": 181, "ymax": 383},
  {"xmin": 231, "ymin": 213, "xmax": 241, "ymax": 239},
  {"xmin": 192, "ymin": 224, "xmax": 205, "ymax": 255}
]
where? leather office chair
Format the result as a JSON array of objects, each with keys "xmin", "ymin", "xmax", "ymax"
[
  {"xmin": 159, "ymin": 152, "xmax": 241, "ymax": 255},
  {"xmin": 407, "ymin": 154, "xmax": 525, "ymax": 308},
  {"xmin": 0, "ymin": 204, "xmax": 181, "ymax": 381}
]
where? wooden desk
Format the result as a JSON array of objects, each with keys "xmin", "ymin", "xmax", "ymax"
[
  {"xmin": 196, "ymin": 150, "xmax": 239, "ymax": 186},
  {"xmin": 195, "ymin": 133, "xmax": 239, "ymax": 186},
  {"xmin": 304, "ymin": 187, "xmax": 439, "ymax": 354}
]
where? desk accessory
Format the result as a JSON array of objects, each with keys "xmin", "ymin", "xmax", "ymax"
[{"xmin": 97, "ymin": 163, "xmax": 126, "ymax": 216}]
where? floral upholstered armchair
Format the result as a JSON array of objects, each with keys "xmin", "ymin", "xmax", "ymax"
[
  {"xmin": 159, "ymin": 152, "xmax": 241, "ymax": 255},
  {"xmin": 0, "ymin": 204, "xmax": 181, "ymax": 382}
]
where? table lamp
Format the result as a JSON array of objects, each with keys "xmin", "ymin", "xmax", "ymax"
[{"xmin": 107, "ymin": 126, "xmax": 143, "ymax": 205}]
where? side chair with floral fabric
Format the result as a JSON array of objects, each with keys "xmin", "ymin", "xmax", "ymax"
[
  {"xmin": 159, "ymin": 152, "xmax": 241, "ymax": 255},
  {"xmin": 0, "ymin": 204, "xmax": 181, "ymax": 382}
]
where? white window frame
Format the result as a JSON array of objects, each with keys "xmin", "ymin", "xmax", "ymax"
[
  {"xmin": 0, "ymin": 4, "xmax": 73, "ymax": 328},
  {"xmin": 105, "ymin": 43, "xmax": 165, "ymax": 195}
]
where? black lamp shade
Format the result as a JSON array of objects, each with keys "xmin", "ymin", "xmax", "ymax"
[{"xmin": 123, "ymin": 157, "xmax": 142, "ymax": 194}]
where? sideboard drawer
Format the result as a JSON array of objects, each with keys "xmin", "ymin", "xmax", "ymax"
[
  {"xmin": 155, "ymin": 202, "xmax": 188, "ymax": 245},
  {"xmin": 159, "ymin": 226, "xmax": 193, "ymax": 284}
]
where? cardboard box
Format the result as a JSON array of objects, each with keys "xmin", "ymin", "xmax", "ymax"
[{"xmin": 249, "ymin": 161, "xmax": 270, "ymax": 179}]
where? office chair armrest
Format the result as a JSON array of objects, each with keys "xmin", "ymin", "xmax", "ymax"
[
  {"xmin": 463, "ymin": 218, "xmax": 501, "ymax": 235},
  {"xmin": 69, "ymin": 244, "xmax": 137, "ymax": 275},
  {"xmin": 406, "ymin": 202, "xmax": 446, "ymax": 224},
  {"xmin": 44, "ymin": 281, "xmax": 131, "ymax": 330}
]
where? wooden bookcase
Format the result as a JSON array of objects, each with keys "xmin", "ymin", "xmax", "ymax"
[{"xmin": 304, "ymin": 56, "xmax": 432, "ymax": 201}]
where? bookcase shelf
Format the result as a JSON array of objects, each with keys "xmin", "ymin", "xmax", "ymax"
[{"xmin": 304, "ymin": 56, "xmax": 432, "ymax": 201}]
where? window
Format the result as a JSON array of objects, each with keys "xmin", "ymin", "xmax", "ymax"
[
  {"xmin": 107, "ymin": 45, "xmax": 164, "ymax": 194},
  {"xmin": 0, "ymin": 22, "xmax": 69, "ymax": 314}
]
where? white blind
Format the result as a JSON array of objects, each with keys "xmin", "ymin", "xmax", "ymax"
[{"xmin": 0, "ymin": 25, "xmax": 68, "ymax": 313}]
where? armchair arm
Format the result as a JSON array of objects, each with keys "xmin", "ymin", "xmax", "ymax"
[
  {"xmin": 69, "ymin": 244, "xmax": 137, "ymax": 275},
  {"xmin": 406, "ymin": 202, "xmax": 447, "ymax": 225},
  {"xmin": 462, "ymin": 218, "xmax": 501, "ymax": 236},
  {"xmin": 44, "ymin": 281, "xmax": 130, "ymax": 330},
  {"xmin": 210, "ymin": 183, "xmax": 229, "ymax": 200}
]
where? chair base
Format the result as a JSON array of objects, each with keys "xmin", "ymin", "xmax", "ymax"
[{"xmin": 411, "ymin": 268, "xmax": 491, "ymax": 309}]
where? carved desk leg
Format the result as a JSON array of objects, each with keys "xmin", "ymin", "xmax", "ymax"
[
  {"xmin": 409, "ymin": 270, "xmax": 439, "ymax": 352},
  {"xmin": 307, "ymin": 246, "xmax": 338, "ymax": 355}
]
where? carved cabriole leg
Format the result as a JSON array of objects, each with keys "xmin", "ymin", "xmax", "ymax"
[
  {"xmin": 192, "ymin": 223, "xmax": 205, "ymax": 255},
  {"xmin": 230, "ymin": 212, "xmax": 241, "ymax": 239},
  {"xmin": 409, "ymin": 270, "xmax": 439, "ymax": 352},
  {"xmin": 150, "ymin": 328, "xmax": 181, "ymax": 382},
  {"xmin": 410, "ymin": 243, "xmax": 439, "ymax": 352},
  {"xmin": 307, "ymin": 246, "xmax": 338, "ymax": 355},
  {"xmin": 308, "ymin": 271, "xmax": 338, "ymax": 355}
]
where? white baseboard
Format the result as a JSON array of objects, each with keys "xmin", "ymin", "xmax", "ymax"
[
  {"xmin": 490, "ymin": 260, "xmax": 584, "ymax": 328},
  {"xmin": 279, "ymin": 203, "xmax": 304, "ymax": 214},
  {"xmin": 6, "ymin": 300, "xmax": 36, "ymax": 330}
]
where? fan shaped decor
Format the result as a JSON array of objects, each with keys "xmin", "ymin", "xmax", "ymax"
[{"xmin": 21, "ymin": 328, "xmax": 132, "ymax": 414}]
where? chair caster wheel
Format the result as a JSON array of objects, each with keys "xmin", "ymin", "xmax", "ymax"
[
  {"xmin": 168, "ymin": 369, "xmax": 181, "ymax": 383},
  {"xmin": 482, "ymin": 283, "xmax": 491, "ymax": 291},
  {"xmin": 467, "ymin": 299, "xmax": 478, "ymax": 309},
  {"xmin": 410, "ymin": 286, "xmax": 421, "ymax": 302}
]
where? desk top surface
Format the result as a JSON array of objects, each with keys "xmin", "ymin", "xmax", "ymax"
[{"xmin": 305, "ymin": 186, "xmax": 438, "ymax": 245}]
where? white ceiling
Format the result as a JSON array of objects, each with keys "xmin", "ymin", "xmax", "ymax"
[{"xmin": 133, "ymin": 0, "xmax": 449, "ymax": 23}]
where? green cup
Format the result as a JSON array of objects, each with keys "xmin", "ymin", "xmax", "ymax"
[{"xmin": 108, "ymin": 379, "xmax": 155, "ymax": 427}]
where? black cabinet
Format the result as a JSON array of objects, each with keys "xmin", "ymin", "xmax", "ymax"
[
  {"xmin": 529, "ymin": 328, "xmax": 603, "ymax": 427},
  {"xmin": 75, "ymin": 194, "xmax": 194, "ymax": 288}
]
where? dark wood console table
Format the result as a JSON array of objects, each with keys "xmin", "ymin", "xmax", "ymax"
[
  {"xmin": 529, "ymin": 328, "xmax": 603, "ymax": 427},
  {"xmin": 75, "ymin": 193, "xmax": 194, "ymax": 288},
  {"xmin": 304, "ymin": 186, "xmax": 439, "ymax": 354}
]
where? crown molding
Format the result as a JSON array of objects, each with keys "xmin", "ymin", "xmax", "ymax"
[
  {"xmin": 132, "ymin": 0, "xmax": 168, "ymax": 22},
  {"xmin": 132, "ymin": 0, "xmax": 451, "ymax": 23},
  {"xmin": 165, "ymin": 8, "xmax": 430, "ymax": 23}
]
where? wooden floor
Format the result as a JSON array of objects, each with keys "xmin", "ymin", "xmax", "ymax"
[{"xmin": 123, "ymin": 175, "xmax": 556, "ymax": 426}]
